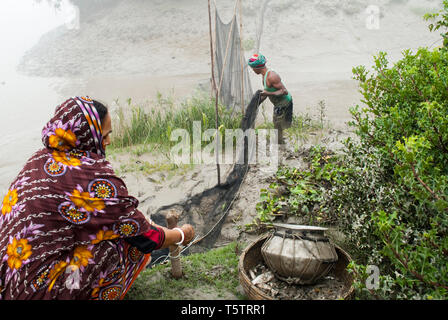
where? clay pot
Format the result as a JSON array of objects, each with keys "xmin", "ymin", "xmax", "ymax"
[{"xmin": 261, "ymin": 223, "xmax": 338, "ymax": 285}]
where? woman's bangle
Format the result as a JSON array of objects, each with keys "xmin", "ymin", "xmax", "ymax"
[{"xmin": 173, "ymin": 227, "xmax": 184, "ymax": 246}]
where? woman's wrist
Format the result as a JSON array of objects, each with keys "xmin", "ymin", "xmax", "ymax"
[
  {"xmin": 159, "ymin": 227, "xmax": 183, "ymax": 248},
  {"xmin": 173, "ymin": 227, "xmax": 184, "ymax": 246}
]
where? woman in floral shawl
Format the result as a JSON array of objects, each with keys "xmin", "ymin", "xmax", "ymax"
[{"xmin": 0, "ymin": 96, "xmax": 194, "ymax": 300}]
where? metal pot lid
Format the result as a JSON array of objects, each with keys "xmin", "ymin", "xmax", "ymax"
[{"xmin": 272, "ymin": 223, "xmax": 328, "ymax": 232}]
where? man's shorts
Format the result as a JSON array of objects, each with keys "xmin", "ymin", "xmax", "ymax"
[{"xmin": 273, "ymin": 100, "xmax": 293, "ymax": 130}]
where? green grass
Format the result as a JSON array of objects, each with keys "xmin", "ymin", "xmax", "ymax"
[
  {"xmin": 107, "ymin": 142, "xmax": 166, "ymax": 158},
  {"xmin": 110, "ymin": 91, "xmax": 242, "ymax": 152},
  {"xmin": 125, "ymin": 242, "xmax": 247, "ymax": 300},
  {"xmin": 110, "ymin": 92, "xmax": 331, "ymax": 160}
]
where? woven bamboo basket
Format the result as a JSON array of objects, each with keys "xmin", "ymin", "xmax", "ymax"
[{"xmin": 238, "ymin": 234, "xmax": 355, "ymax": 300}]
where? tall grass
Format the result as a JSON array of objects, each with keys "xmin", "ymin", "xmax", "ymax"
[
  {"xmin": 110, "ymin": 91, "xmax": 242, "ymax": 150},
  {"xmin": 110, "ymin": 92, "xmax": 331, "ymax": 155}
]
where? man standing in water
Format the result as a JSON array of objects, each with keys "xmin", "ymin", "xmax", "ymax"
[{"xmin": 248, "ymin": 53, "xmax": 293, "ymax": 145}]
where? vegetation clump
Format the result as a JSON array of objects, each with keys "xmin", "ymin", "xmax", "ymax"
[
  {"xmin": 251, "ymin": 3, "xmax": 448, "ymax": 299},
  {"xmin": 110, "ymin": 91, "xmax": 242, "ymax": 151}
]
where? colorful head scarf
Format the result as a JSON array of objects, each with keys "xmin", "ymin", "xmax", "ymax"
[
  {"xmin": 248, "ymin": 53, "xmax": 267, "ymax": 69},
  {"xmin": 0, "ymin": 97, "xmax": 153, "ymax": 300}
]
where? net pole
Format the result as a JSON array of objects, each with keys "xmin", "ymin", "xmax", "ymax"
[
  {"xmin": 208, "ymin": 0, "xmax": 221, "ymax": 186},
  {"xmin": 239, "ymin": 0, "xmax": 245, "ymax": 116}
]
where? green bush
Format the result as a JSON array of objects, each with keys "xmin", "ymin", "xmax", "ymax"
[{"xmin": 332, "ymin": 7, "xmax": 448, "ymax": 299}]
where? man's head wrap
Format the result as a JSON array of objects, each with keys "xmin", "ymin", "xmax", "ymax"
[{"xmin": 248, "ymin": 53, "xmax": 267, "ymax": 69}]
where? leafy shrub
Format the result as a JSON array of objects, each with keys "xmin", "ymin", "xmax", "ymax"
[
  {"xmin": 252, "ymin": 3, "xmax": 448, "ymax": 299},
  {"xmin": 248, "ymin": 146, "xmax": 347, "ymax": 231},
  {"xmin": 331, "ymin": 7, "xmax": 448, "ymax": 298}
]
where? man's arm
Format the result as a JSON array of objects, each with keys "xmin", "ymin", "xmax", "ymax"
[{"xmin": 261, "ymin": 72, "xmax": 289, "ymax": 97}]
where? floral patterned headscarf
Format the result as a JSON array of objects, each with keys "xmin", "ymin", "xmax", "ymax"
[
  {"xmin": 0, "ymin": 97, "xmax": 152, "ymax": 300},
  {"xmin": 42, "ymin": 96, "xmax": 105, "ymax": 157}
]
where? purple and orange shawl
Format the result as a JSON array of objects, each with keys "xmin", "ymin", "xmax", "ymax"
[{"xmin": 0, "ymin": 97, "xmax": 153, "ymax": 300}]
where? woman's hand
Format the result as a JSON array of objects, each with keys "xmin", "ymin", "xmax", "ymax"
[
  {"xmin": 157, "ymin": 223, "xmax": 195, "ymax": 248},
  {"xmin": 180, "ymin": 224, "xmax": 195, "ymax": 246}
]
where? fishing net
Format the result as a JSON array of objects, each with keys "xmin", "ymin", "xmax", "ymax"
[
  {"xmin": 149, "ymin": 90, "xmax": 263, "ymax": 265},
  {"xmin": 213, "ymin": 8, "xmax": 253, "ymax": 112}
]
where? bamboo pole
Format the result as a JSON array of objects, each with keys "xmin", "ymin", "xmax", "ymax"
[{"xmin": 166, "ymin": 210, "xmax": 183, "ymax": 279}]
